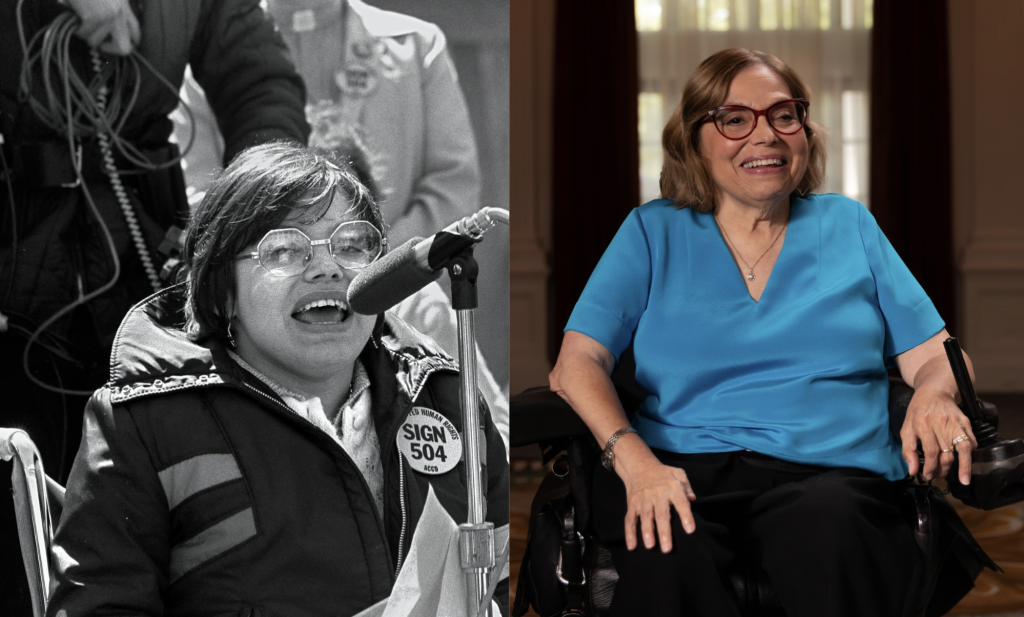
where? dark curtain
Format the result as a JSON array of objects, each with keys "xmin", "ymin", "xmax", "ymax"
[
  {"xmin": 550, "ymin": 0, "xmax": 639, "ymax": 362},
  {"xmin": 870, "ymin": 0, "xmax": 955, "ymax": 332}
]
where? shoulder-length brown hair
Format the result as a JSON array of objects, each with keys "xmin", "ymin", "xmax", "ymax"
[{"xmin": 660, "ymin": 48, "xmax": 828, "ymax": 211}]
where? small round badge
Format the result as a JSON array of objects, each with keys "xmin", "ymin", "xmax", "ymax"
[
  {"xmin": 335, "ymin": 65, "xmax": 377, "ymax": 97},
  {"xmin": 398, "ymin": 407, "xmax": 462, "ymax": 475},
  {"xmin": 352, "ymin": 41, "xmax": 373, "ymax": 59}
]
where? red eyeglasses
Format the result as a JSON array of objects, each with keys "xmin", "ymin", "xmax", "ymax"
[{"xmin": 706, "ymin": 99, "xmax": 810, "ymax": 140}]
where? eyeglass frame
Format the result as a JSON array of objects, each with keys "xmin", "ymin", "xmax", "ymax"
[
  {"xmin": 705, "ymin": 98, "xmax": 810, "ymax": 140},
  {"xmin": 235, "ymin": 220, "xmax": 386, "ymax": 276}
]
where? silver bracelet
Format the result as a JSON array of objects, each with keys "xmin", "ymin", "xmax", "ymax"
[{"xmin": 601, "ymin": 427, "xmax": 638, "ymax": 471}]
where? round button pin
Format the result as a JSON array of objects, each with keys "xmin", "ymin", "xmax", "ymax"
[{"xmin": 397, "ymin": 407, "xmax": 462, "ymax": 475}]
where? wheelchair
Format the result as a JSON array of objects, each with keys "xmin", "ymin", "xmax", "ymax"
[
  {"xmin": 510, "ymin": 344, "xmax": 1020, "ymax": 617},
  {"xmin": 1, "ymin": 428, "xmax": 64, "ymax": 617}
]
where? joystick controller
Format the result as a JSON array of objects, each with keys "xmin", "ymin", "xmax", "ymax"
[{"xmin": 943, "ymin": 337, "xmax": 1024, "ymax": 510}]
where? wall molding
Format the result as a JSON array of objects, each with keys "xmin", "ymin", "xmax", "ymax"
[
  {"xmin": 948, "ymin": 0, "xmax": 1024, "ymax": 392},
  {"xmin": 510, "ymin": 0, "xmax": 554, "ymax": 394},
  {"xmin": 960, "ymin": 229, "xmax": 1024, "ymax": 273}
]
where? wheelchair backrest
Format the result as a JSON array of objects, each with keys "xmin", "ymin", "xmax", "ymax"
[{"xmin": 1, "ymin": 428, "xmax": 64, "ymax": 617}]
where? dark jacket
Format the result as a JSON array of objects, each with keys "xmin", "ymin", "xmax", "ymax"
[
  {"xmin": 47, "ymin": 287, "xmax": 509, "ymax": 617},
  {"xmin": 0, "ymin": 0, "xmax": 310, "ymax": 349}
]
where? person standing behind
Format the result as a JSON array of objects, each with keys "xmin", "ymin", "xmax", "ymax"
[
  {"xmin": 0, "ymin": 0, "xmax": 308, "ymax": 612},
  {"xmin": 179, "ymin": 0, "xmax": 480, "ymax": 249},
  {"xmin": 0, "ymin": 0, "xmax": 308, "ymax": 463},
  {"xmin": 292, "ymin": 0, "xmax": 480, "ymax": 249}
]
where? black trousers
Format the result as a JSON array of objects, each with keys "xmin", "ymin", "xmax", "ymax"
[{"xmin": 592, "ymin": 450, "xmax": 920, "ymax": 617}]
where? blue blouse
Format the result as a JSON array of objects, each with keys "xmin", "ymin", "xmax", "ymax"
[{"xmin": 565, "ymin": 194, "xmax": 944, "ymax": 480}]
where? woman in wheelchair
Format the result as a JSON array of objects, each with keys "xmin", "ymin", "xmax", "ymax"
[
  {"xmin": 548, "ymin": 48, "xmax": 978, "ymax": 617},
  {"xmin": 46, "ymin": 143, "xmax": 509, "ymax": 616}
]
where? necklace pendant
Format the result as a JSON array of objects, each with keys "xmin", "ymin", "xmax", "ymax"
[{"xmin": 746, "ymin": 272, "xmax": 756, "ymax": 281}]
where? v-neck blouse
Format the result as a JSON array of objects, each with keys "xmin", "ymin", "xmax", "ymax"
[{"xmin": 565, "ymin": 194, "xmax": 944, "ymax": 480}]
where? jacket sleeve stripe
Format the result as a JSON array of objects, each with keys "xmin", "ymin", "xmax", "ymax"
[
  {"xmin": 169, "ymin": 507, "xmax": 257, "ymax": 583},
  {"xmin": 170, "ymin": 479, "xmax": 250, "ymax": 546},
  {"xmin": 158, "ymin": 453, "xmax": 242, "ymax": 509}
]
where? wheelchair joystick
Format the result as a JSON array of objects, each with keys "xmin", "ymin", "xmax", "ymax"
[{"xmin": 942, "ymin": 337, "xmax": 1024, "ymax": 510}]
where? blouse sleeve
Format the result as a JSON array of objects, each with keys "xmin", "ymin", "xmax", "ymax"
[
  {"xmin": 564, "ymin": 209, "xmax": 653, "ymax": 361},
  {"xmin": 858, "ymin": 204, "xmax": 945, "ymax": 360}
]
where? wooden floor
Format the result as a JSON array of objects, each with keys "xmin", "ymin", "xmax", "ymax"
[
  {"xmin": 949, "ymin": 393, "xmax": 1024, "ymax": 615},
  {"xmin": 947, "ymin": 499, "xmax": 1024, "ymax": 615},
  {"xmin": 509, "ymin": 393, "xmax": 1024, "ymax": 616}
]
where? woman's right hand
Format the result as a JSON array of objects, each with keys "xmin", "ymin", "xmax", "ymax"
[
  {"xmin": 551, "ymin": 331, "xmax": 697, "ymax": 552},
  {"xmin": 614, "ymin": 434, "xmax": 697, "ymax": 553},
  {"xmin": 67, "ymin": 0, "xmax": 140, "ymax": 55}
]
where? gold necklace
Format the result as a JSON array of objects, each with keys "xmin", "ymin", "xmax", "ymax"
[{"xmin": 715, "ymin": 215, "xmax": 788, "ymax": 282}]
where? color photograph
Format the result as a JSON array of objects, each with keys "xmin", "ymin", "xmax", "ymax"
[{"xmin": 509, "ymin": 1, "xmax": 1024, "ymax": 616}]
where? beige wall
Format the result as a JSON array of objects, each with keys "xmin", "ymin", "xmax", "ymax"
[
  {"xmin": 509, "ymin": 0, "xmax": 555, "ymax": 394},
  {"xmin": 949, "ymin": 0, "xmax": 1024, "ymax": 392}
]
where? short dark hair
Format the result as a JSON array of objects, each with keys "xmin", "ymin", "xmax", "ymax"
[
  {"xmin": 660, "ymin": 48, "xmax": 828, "ymax": 212},
  {"xmin": 182, "ymin": 142, "xmax": 386, "ymax": 342},
  {"xmin": 329, "ymin": 126, "xmax": 384, "ymax": 204}
]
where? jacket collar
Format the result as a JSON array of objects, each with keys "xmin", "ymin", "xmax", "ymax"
[
  {"xmin": 270, "ymin": 0, "xmax": 425, "ymax": 37},
  {"xmin": 106, "ymin": 285, "xmax": 458, "ymax": 405},
  {"xmin": 346, "ymin": 0, "xmax": 426, "ymax": 38}
]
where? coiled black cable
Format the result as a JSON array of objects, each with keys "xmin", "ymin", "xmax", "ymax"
[
  {"xmin": 15, "ymin": 0, "xmax": 195, "ymax": 170},
  {"xmin": 13, "ymin": 0, "xmax": 196, "ymax": 395}
]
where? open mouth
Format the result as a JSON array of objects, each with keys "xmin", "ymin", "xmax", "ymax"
[
  {"xmin": 741, "ymin": 158, "xmax": 786, "ymax": 169},
  {"xmin": 291, "ymin": 298, "xmax": 350, "ymax": 325}
]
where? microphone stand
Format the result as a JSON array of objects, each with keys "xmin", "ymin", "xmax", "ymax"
[{"xmin": 439, "ymin": 208, "xmax": 507, "ymax": 617}]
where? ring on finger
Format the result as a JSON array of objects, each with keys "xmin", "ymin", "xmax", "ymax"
[
  {"xmin": 941, "ymin": 448, "xmax": 953, "ymax": 453},
  {"xmin": 951, "ymin": 434, "xmax": 970, "ymax": 448}
]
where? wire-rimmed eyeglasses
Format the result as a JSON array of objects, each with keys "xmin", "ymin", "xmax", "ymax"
[
  {"xmin": 236, "ymin": 221, "xmax": 384, "ymax": 277},
  {"xmin": 706, "ymin": 98, "xmax": 810, "ymax": 140}
]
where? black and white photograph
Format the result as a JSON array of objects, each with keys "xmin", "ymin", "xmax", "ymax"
[{"xmin": 1, "ymin": 0, "xmax": 509, "ymax": 615}]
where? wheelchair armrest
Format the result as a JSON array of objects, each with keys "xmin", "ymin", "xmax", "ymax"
[
  {"xmin": 888, "ymin": 378, "xmax": 914, "ymax": 443},
  {"xmin": 509, "ymin": 387, "xmax": 591, "ymax": 448},
  {"xmin": 511, "ymin": 345, "xmax": 651, "ymax": 451}
]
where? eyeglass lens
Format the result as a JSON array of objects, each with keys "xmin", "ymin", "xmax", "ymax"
[
  {"xmin": 714, "ymin": 100, "xmax": 807, "ymax": 138},
  {"xmin": 258, "ymin": 222, "xmax": 381, "ymax": 276}
]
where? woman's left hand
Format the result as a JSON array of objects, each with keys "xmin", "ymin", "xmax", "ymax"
[
  {"xmin": 896, "ymin": 330, "xmax": 978, "ymax": 485},
  {"xmin": 900, "ymin": 386, "xmax": 976, "ymax": 484}
]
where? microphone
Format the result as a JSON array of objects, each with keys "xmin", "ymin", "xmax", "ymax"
[{"xmin": 347, "ymin": 208, "xmax": 508, "ymax": 315}]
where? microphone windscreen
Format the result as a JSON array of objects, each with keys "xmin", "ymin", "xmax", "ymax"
[{"xmin": 347, "ymin": 238, "xmax": 442, "ymax": 315}]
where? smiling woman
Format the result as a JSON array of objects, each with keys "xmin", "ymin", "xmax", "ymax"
[
  {"xmin": 46, "ymin": 143, "xmax": 510, "ymax": 617},
  {"xmin": 548, "ymin": 48, "xmax": 990, "ymax": 616},
  {"xmin": 184, "ymin": 144, "xmax": 386, "ymax": 415}
]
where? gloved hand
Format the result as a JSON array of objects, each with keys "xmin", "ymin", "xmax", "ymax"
[{"xmin": 65, "ymin": 0, "xmax": 140, "ymax": 56}]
